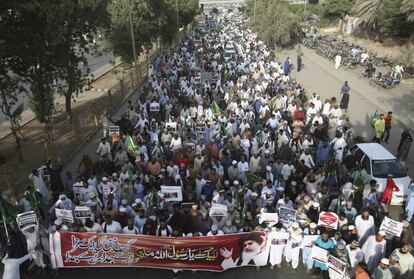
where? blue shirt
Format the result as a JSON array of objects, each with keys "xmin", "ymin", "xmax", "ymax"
[{"xmin": 314, "ymin": 237, "xmax": 334, "ymax": 270}]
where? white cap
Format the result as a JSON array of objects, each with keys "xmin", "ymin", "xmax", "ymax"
[
  {"xmin": 59, "ymin": 194, "xmax": 67, "ymax": 200},
  {"xmin": 381, "ymin": 258, "xmax": 390, "ymax": 265},
  {"xmin": 233, "ymin": 180, "xmax": 239, "ymax": 185},
  {"xmin": 119, "ymin": 207, "xmax": 127, "ymax": 213},
  {"xmin": 266, "ymin": 166, "xmax": 271, "ymax": 171},
  {"xmin": 378, "ymin": 230, "xmax": 386, "ymax": 236},
  {"xmin": 292, "ymin": 222, "xmax": 299, "ymax": 229},
  {"xmin": 402, "ymin": 220, "xmax": 410, "ymax": 228},
  {"xmin": 121, "ymin": 199, "xmax": 128, "ymax": 205},
  {"xmin": 348, "ymin": 225, "xmax": 355, "ymax": 230},
  {"xmin": 54, "ymin": 219, "xmax": 63, "ymax": 225},
  {"xmin": 232, "ymin": 160, "xmax": 237, "ymax": 165},
  {"xmin": 251, "ymin": 192, "xmax": 258, "ymax": 197},
  {"xmin": 112, "ymin": 172, "xmax": 118, "ymax": 177},
  {"xmin": 102, "ymin": 177, "xmax": 108, "ymax": 181},
  {"xmin": 312, "ymin": 202, "xmax": 320, "ymax": 207},
  {"xmin": 224, "ymin": 180, "xmax": 230, "ymax": 185},
  {"xmin": 265, "ymin": 150, "xmax": 270, "ymax": 154},
  {"xmin": 310, "ymin": 223, "xmax": 317, "ymax": 229},
  {"xmin": 135, "ymin": 198, "xmax": 142, "ymax": 204}
]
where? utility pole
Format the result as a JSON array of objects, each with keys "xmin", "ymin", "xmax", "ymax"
[
  {"xmin": 176, "ymin": 0, "xmax": 179, "ymax": 28},
  {"xmin": 128, "ymin": 0, "xmax": 138, "ymax": 86},
  {"xmin": 254, "ymin": 0, "xmax": 257, "ymax": 19}
]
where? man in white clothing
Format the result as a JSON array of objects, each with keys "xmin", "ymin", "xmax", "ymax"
[
  {"xmin": 269, "ymin": 224, "xmax": 288, "ymax": 269},
  {"xmin": 354, "ymin": 209, "xmax": 376, "ymax": 245},
  {"xmin": 96, "ymin": 138, "xmax": 112, "ymax": 158},
  {"xmin": 207, "ymin": 223, "xmax": 224, "ymax": 236},
  {"xmin": 361, "ymin": 231, "xmax": 387, "ymax": 273},
  {"xmin": 284, "ymin": 222, "xmax": 303, "ymax": 271},
  {"xmin": 102, "ymin": 214, "xmax": 122, "ymax": 233},
  {"xmin": 346, "ymin": 240, "xmax": 365, "ymax": 277}
]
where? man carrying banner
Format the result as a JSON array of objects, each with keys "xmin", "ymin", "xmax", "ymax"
[
  {"xmin": 284, "ymin": 222, "xmax": 303, "ymax": 271},
  {"xmin": 269, "ymin": 223, "xmax": 288, "ymax": 270},
  {"xmin": 312, "ymin": 231, "xmax": 335, "ymax": 279}
]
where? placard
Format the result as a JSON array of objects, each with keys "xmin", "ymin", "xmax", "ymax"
[
  {"xmin": 279, "ymin": 207, "xmax": 296, "ymax": 222},
  {"xmin": 108, "ymin": 126, "xmax": 120, "ymax": 136},
  {"xmin": 55, "ymin": 208, "xmax": 74, "ymax": 223},
  {"xmin": 16, "ymin": 211, "xmax": 38, "ymax": 231},
  {"xmin": 160, "ymin": 186, "xmax": 183, "ymax": 202},
  {"xmin": 328, "ymin": 254, "xmax": 348, "ymax": 277},
  {"xmin": 166, "ymin": 122, "xmax": 177, "ymax": 133},
  {"xmin": 150, "ymin": 103, "xmax": 160, "ymax": 112},
  {"xmin": 269, "ymin": 231, "xmax": 289, "ymax": 245},
  {"xmin": 209, "ymin": 203, "xmax": 228, "ymax": 217},
  {"xmin": 195, "ymin": 122, "xmax": 207, "ymax": 134},
  {"xmin": 74, "ymin": 206, "xmax": 92, "ymax": 219},
  {"xmin": 259, "ymin": 213, "xmax": 279, "ymax": 224},
  {"xmin": 379, "ymin": 216, "xmax": 404, "ymax": 237},
  {"xmin": 311, "ymin": 245, "xmax": 329, "ymax": 263},
  {"xmin": 318, "ymin": 211, "xmax": 339, "ymax": 230},
  {"xmin": 302, "ymin": 235, "xmax": 320, "ymax": 249}
]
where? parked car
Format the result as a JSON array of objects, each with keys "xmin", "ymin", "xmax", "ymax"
[{"xmin": 349, "ymin": 143, "xmax": 411, "ymax": 205}]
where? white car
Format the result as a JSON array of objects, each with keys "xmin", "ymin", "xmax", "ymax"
[{"xmin": 349, "ymin": 143, "xmax": 411, "ymax": 205}]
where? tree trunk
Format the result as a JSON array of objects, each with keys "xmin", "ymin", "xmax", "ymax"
[
  {"xmin": 44, "ymin": 121, "xmax": 56, "ymax": 162},
  {"xmin": 65, "ymin": 93, "xmax": 72, "ymax": 123},
  {"xmin": 10, "ymin": 120, "xmax": 23, "ymax": 162}
]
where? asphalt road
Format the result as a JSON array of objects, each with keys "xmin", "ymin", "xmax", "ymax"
[{"xmin": 29, "ymin": 262, "xmax": 317, "ymax": 279}]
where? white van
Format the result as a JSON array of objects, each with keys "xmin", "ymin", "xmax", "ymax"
[{"xmin": 349, "ymin": 143, "xmax": 411, "ymax": 205}]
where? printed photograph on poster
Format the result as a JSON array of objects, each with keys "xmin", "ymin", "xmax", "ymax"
[
  {"xmin": 209, "ymin": 203, "xmax": 228, "ymax": 217},
  {"xmin": 311, "ymin": 245, "xmax": 329, "ymax": 263},
  {"xmin": 108, "ymin": 126, "xmax": 120, "ymax": 136},
  {"xmin": 160, "ymin": 186, "xmax": 183, "ymax": 202},
  {"xmin": 379, "ymin": 216, "xmax": 404, "ymax": 237},
  {"xmin": 269, "ymin": 231, "xmax": 289, "ymax": 245},
  {"xmin": 327, "ymin": 254, "xmax": 347, "ymax": 276},
  {"xmin": 279, "ymin": 206, "xmax": 296, "ymax": 222},
  {"xmin": 55, "ymin": 208, "xmax": 74, "ymax": 223},
  {"xmin": 150, "ymin": 103, "xmax": 160, "ymax": 112},
  {"xmin": 301, "ymin": 235, "xmax": 320, "ymax": 249},
  {"xmin": 318, "ymin": 211, "xmax": 339, "ymax": 230},
  {"xmin": 74, "ymin": 206, "xmax": 92, "ymax": 219},
  {"xmin": 16, "ymin": 211, "xmax": 38, "ymax": 231}
]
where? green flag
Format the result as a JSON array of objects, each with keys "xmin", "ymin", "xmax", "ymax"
[
  {"xmin": 211, "ymin": 101, "xmax": 221, "ymax": 116},
  {"xmin": 125, "ymin": 135, "xmax": 138, "ymax": 156},
  {"xmin": 0, "ymin": 196, "xmax": 20, "ymax": 233}
]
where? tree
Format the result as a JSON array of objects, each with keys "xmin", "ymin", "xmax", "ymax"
[
  {"xmin": 398, "ymin": 44, "xmax": 414, "ymax": 67},
  {"xmin": 105, "ymin": 0, "xmax": 177, "ymax": 63},
  {"xmin": 351, "ymin": 0, "xmax": 384, "ymax": 29},
  {"xmin": 401, "ymin": 0, "xmax": 414, "ymax": 22},
  {"xmin": 375, "ymin": 0, "xmax": 411, "ymax": 37},
  {"xmin": 51, "ymin": 0, "xmax": 110, "ymax": 122},
  {"xmin": 250, "ymin": 1, "xmax": 300, "ymax": 47},
  {"xmin": 323, "ymin": 0, "xmax": 355, "ymax": 19}
]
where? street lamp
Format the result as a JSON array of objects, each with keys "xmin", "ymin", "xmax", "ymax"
[{"xmin": 128, "ymin": 0, "xmax": 138, "ymax": 85}]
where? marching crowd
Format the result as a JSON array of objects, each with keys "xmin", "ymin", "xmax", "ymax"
[{"xmin": 2, "ymin": 8, "xmax": 414, "ymax": 279}]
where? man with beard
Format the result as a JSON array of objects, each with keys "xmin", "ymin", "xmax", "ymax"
[
  {"xmin": 269, "ymin": 223, "xmax": 288, "ymax": 270},
  {"xmin": 329, "ymin": 243, "xmax": 351, "ymax": 279},
  {"xmin": 391, "ymin": 244, "xmax": 414, "ymax": 278},
  {"xmin": 219, "ymin": 232, "xmax": 268, "ymax": 268},
  {"xmin": 284, "ymin": 222, "xmax": 303, "ymax": 272},
  {"xmin": 346, "ymin": 240, "xmax": 364, "ymax": 277},
  {"xmin": 372, "ymin": 258, "xmax": 393, "ymax": 279},
  {"xmin": 302, "ymin": 222, "xmax": 320, "ymax": 273},
  {"xmin": 354, "ymin": 208, "xmax": 376, "ymax": 246},
  {"xmin": 362, "ymin": 231, "xmax": 387, "ymax": 273},
  {"xmin": 195, "ymin": 211, "xmax": 213, "ymax": 236},
  {"xmin": 312, "ymin": 231, "xmax": 335, "ymax": 279}
]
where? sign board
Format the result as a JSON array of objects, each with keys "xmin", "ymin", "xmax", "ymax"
[
  {"xmin": 16, "ymin": 211, "xmax": 38, "ymax": 231},
  {"xmin": 150, "ymin": 103, "xmax": 160, "ymax": 112},
  {"xmin": 194, "ymin": 76, "xmax": 201, "ymax": 85},
  {"xmin": 209, "ymin": 203, "xmax": 228, "ymax": 217},
  {"xmin": 259, "ymin": 213, "xmax": 278, "ymax": 224},
  {"xmin": 279, "ymin": 207, "xmax": 296, "ymax": 222},
  {"xmin": 311, "ymin": 245, "xmax": 329, "ymax": 263},
  {"xmin": 195, "ymin": 122, "xmax": 207, "ymax": 134},
  {"xmin": 74, "ymin": 206, "xmax": 92, "ymax": 219},
  {"xmin": 328, "ymin": 254, "xmax": 348, "ymax": 277},
  {"xmin": 55, "ymin": 208, "xmax": 74, "ymax": 223},
  {"xmin": 318, "ymin": 211, "xmax": 339, "ymax": 230},
  {"xmin": 302, "ymin": 235, "xmax": 320, "ymax": 249},
  {"xmin": 160, "ymin": 186, "xmax": 183, "ymax": 202},
  {"xmin": 166, "ymin": 122, "xmax": 177, "ymax": 133},
  {"xmin": 108, "ymin": 126, "xmax": 120, "ymax": 136},
  {"xmin": 379, "ymin": 216, "xmax": 404, "ymax": 237},
  {"xmin": 269, "ymin": 231, "xmax": 289, "ymax": 245}
]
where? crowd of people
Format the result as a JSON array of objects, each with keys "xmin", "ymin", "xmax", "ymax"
[{"xmin": 2, "ymin": 8, "xmax": 414, "ymax": 279}]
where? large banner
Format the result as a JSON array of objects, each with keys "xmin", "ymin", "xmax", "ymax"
[{"xmin": 50, "ymin": 231, "xmax": 270, "ymax": 271}]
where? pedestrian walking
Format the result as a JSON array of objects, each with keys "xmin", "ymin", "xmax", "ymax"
[
  {"xmin": 340, "ymin": 81, "xmax": 350, "ymax": 112},
  {"xmin": 397, "ymin": 129, "xmax": 413, "ymax": 166},
  {"xmin": 335, "ymin": 54, "xmax": 342, "ymax": 70},
  {"xmin": 296, "ymin": 45, "xmax": 303, "ymax": 72},
  {"xmin": 373, "ymin": 114, "xmax": 385, "ymax": 143},
  {"xmin": 381, "ymin": 111, "xmax": 392, "ymax": 143}
]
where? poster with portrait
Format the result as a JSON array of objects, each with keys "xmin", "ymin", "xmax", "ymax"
[
  {"xmin": 209, "ymin": 203, "xmax": 228, "ymax": 217},
  {"xmin": 55, "ymin": 208, "xmax": 74, "ymax": 223},
  {"xmin": 16, "ymin": 211, "xmax": 38, "ymax": 231},
  {"xmin": 311, "ymin": 245, "xmax": 329, "ymax": 263},
  {"xmin": 74, "ymin": 207, "xmax": 92, "ymax": 219},
  {"xmin": 160, "ymin": 186, "xmax": 183, "ymax": 202}
]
